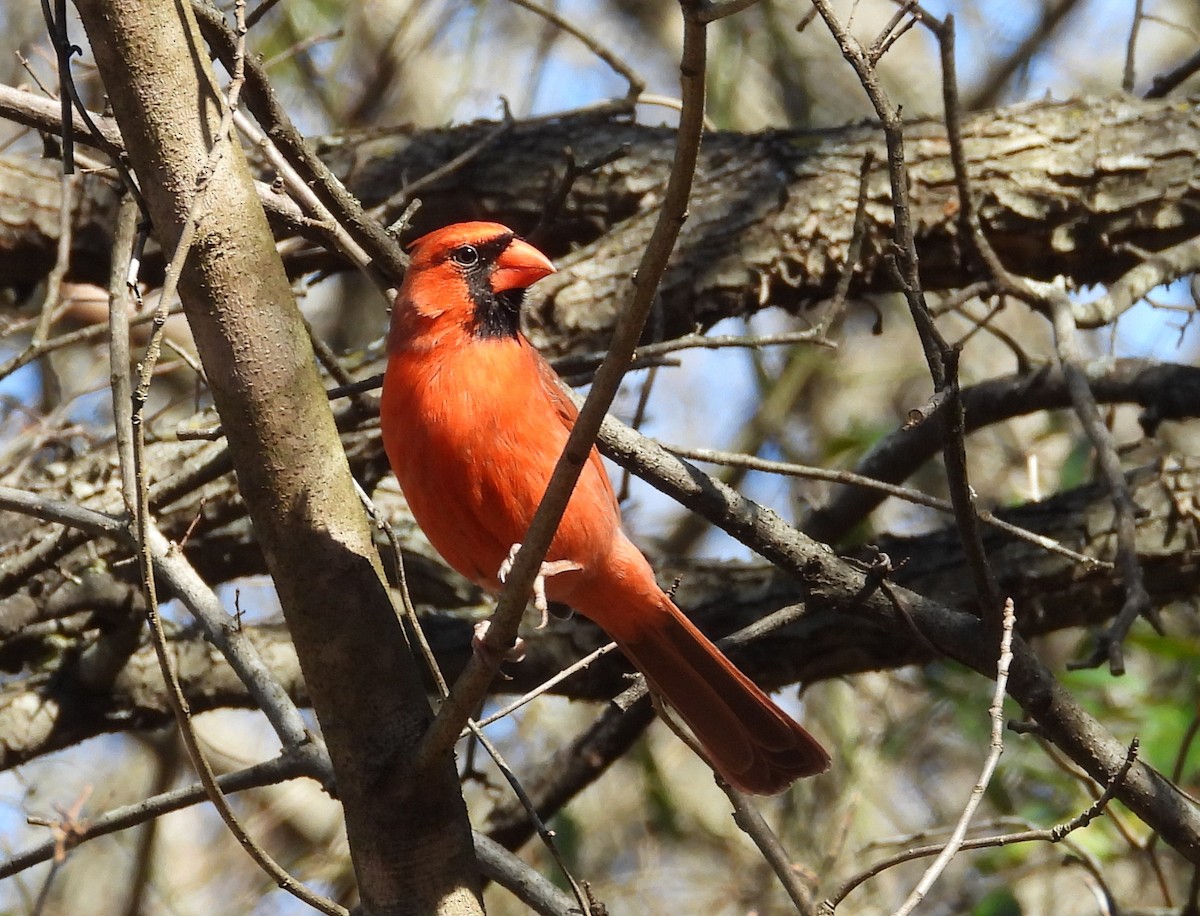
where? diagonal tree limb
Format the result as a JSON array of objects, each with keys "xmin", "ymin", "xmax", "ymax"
[{"xmin": 594, "ymin": 410, "xmax": 1200, "ymax": 864}]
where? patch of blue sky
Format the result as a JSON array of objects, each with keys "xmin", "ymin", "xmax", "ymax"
[
  {"xmin": 523, "ymin": 53, "xmax": 628, "ymax": 118},
  {"xmin": 1101, "ymin": 277, "xmax": 1198, "ymax": 360},
  {"xmin": 0, "ymin": 344, "xmax": 124, "ymax": 439},
  {"xmin": 0, "ymin": 769, "xmax": 33, "ymax": 850},
  {"xmin": 441, "ymin": 0, "xmax": 678, "ymax": 120},
  {"xmin": 0, "ymin": 731, "xmax": 152, "ymax": 904},
  {"xmin": 0, "ymin": 350, "xmax": 41, "ymax": 408},
  {"xmin": 713, "ymin": 444, "xmax": 806, "ymax": 558},
  {"xmin": 215, "ymin": 577, "xmax": 284, "ymax": 628},
  {"xmin": 891, "ymin": 0, "xmax": 1044, "ymax": 87},
  {"xmin": 609, "ymin": 314, "xmax": 795, "ymax": 561},
  {"xmin": 257, "ymin": 881, "xmax": 344, "ymax": 916},
  {"xmin": 62, "ymin": 386, "xmax": 114, "ymax": 429},
  {"xmin": 918, "ymin": 0, "xmax": 1134, "ymax": 102}
]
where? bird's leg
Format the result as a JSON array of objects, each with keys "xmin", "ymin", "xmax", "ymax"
[
  {"xmin": 499, "ymin": 542, "xmax": 582, "ymax": 629},
  {"xmin": 471, "ymin": 546, "xmax": 582, "ymax": 670}
]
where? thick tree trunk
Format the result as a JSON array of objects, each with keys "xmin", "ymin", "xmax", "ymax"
[{"xmin": 71, "ymin": 1, "xmax": 483, "ymax": 912}]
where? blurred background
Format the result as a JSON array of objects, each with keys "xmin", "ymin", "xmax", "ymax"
[{"xmin": 0, "ymin": 1, "xmax": 1198, "ymax": 913}]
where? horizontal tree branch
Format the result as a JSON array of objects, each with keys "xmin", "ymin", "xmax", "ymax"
[
  {"xmin": 0, "ymin": 93, "xmax": 1196, "ymax": 348},
  {"xmin": 804, "ymin": 358, "xmax": 1200, "ymax": 544},
  {"xmin": 1, "ymin": 454, "xmax": 1193, "ymax": 769}
]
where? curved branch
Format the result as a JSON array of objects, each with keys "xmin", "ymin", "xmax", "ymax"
[{"xmin": 803, "ymin": 359, "xmax": 1200, "ymax": 545}]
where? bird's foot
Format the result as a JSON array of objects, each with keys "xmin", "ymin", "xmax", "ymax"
[
  {"xmin": 498, "ymin": 543, "xmax": 582, "ymax": 629},
  {"xmin": 472, "ymin": 619, "xmax": 527, "ymax": 673}
]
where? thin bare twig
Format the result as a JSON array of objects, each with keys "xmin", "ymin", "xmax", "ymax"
[
  {"xmin": 1145, "ymin": 45, "xmax": 1200, "ymax": 98},
  {"xmin": 470, "ymin": 642, "xmax": 619, "ymax": 731},
  {"xmin": 810, "ymin": 0, "xmax": 1002, "ymax": 635},
  {"xmin": 108, "ymin": 193, "xmax": 142, "ymax": 516},
  {"xmin": 354, "ymin": 478, "xmax": 450, "ymax": 699},
  {"xmin": 893, "ymin": 598, "xmax": 1016, "ymax": 915},
  {"xmin": 868, "ymin": 1, "xmax": 922, "ymax": 64},
  {"xmin": 32, "ymin": 173, "xmax": 77, "ymax": 348},
  {"xmin": 730, "ymin": 792, "xmax": 816, "ymax": 912},
  {"xmin": 245, "ymin": 0, "xmax": 283, "ymax": 29},
  {"xmin": 1050, "ymin": 298, "xmax": 1156, "ymax": 675},
  {"xmin": 699, "ymin": 0, "xmax": 764, "ymax": 23},
  {"xmin": 652, "ymin": 699, "xmax": 815, "ymax": 913},
  {"xmin": 617, "ymin": 362, "xmax": 659, "ymax": 500},
  {"xmin": 1, "ymin": 748, "xmax": 325, "ymax": 881},
  {"xmin": 467, "ymin": 723, "xmax": 596, "ymax": 915},
  {"xmin": 821, "ymin": 149, "xmax": 876, "ymax": 327},
  {"xmin": 40, "ymin": 0, "xmax": 145, "ymax": 206},
  {"xmin": 368, "ymin": 116, "xmax": 513, "ymax": 223},
  {"xmin": 552, "ymin": 327, "xmax": 832, "ymax": 379},
  {"xmin": 28, "ymin": 786, "xmax": 91, "ymax": 914},
  {"xmin": 262, "ymin": 27, "xmax": 344, "ymax": 70},
  {"xmin": 474, "ymin": 833, "xmax": 579, "ymax": 916},
  {"xmin": 412, "ymin": 0, "xmax": 711, "ymax": 776},
  {"xmin": 1123, "ymin": 0, "xmax": 1145, "ymax": 92},
  {"xmin": 503, "ymin": 0, "xmax": 645, "ymax": 103},
  {"xmin": 822, "ymin": 739, "xmax": 1140, "ymax": 911},
  {"xmin": 0, "ymin": 303, "xmax": 177, "ymax": 387},
  {"xmin": 40, "ymin": 0, "xmax": 74, "ymax": 173},
  {"xmin": 670, "ymin": 444, "xmax": 1106, "ymax": 569}
]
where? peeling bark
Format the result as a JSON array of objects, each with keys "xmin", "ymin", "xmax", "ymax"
[{"xmin": 1, "ymin": 95, "xmax": 1197, "ymax": 352}]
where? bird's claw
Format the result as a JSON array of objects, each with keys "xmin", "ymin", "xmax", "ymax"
[
  {"xmin": 472, "ymin": 619, "xmax": 527, "ymax": 675},
  {"xmin": 498, "ymin": 543, "xmax": 582, "ymax": 629}
]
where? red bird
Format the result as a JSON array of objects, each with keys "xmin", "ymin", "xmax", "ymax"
[{"xmin": 381, "ymin": 222, "xmax": 829, "ymax": 793}]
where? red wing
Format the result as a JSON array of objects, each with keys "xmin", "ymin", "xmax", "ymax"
[{"xmin": 531, "ymin": 348, "xmax": 621, "ymax": 517}]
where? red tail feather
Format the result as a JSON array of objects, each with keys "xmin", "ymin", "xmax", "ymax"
[{"xmin": 613, "ymin": 594, "xmax": 829, "ymax": 794}]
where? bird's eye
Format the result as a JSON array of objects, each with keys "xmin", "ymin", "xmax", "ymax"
[{"xmin": 450, "ymin": 245, "xmax": 479, "ymax": 267}]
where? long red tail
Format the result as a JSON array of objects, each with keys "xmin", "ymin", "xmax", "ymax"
[{"xmin": 604, "ymin": 594, "xmax": 829, "ymax": 794}]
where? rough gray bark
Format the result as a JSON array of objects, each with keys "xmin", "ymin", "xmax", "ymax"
[{"xmin": 1, "ymin": 95, "xmax": 1197, "ymax": 351}]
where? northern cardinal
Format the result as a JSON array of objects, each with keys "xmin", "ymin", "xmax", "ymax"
[{"xmin": 381, "ymin": 222, "xmax": 829, "ymax": 793}]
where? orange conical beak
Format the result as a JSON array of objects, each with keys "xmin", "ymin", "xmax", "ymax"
[{"xmin": 492, "ymin": 237, "xmax": 556, "ymax": 292}]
